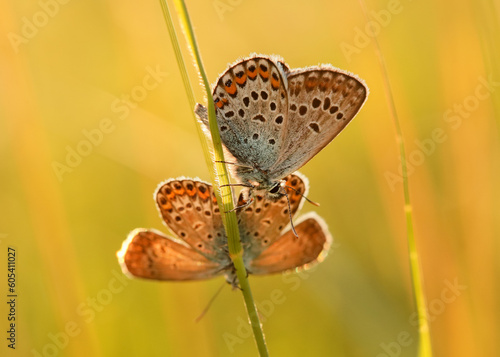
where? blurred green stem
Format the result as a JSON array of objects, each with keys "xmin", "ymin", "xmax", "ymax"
[
  {"xmin": 357, "ymin": 1, "xmax": 433, "ymax": 356},
  {"xmin": 158, "ymin": 0, "xmax": 213, "ymax": 176},
  {"xmin": 160, "ymin": 1, "xmax": 269, "ymax": 356}
]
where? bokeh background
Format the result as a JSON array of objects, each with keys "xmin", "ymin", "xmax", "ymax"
[{"xmin": 1, "ymin": 0, "xmax": 499, "ymax": 356}]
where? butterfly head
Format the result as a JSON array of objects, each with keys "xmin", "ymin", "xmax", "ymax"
[
  {"xmin": 266, "ymin": 180, "xmax": 286, "ymax": 199},
  {"xmin": 242, "ymin": 179, "xmax": 286, "ymax": 201}
]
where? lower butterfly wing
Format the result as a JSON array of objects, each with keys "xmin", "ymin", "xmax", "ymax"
[
  {"xmin": 155, "ymin": 178, "xmax": 228, "ymax": 262},
  {"xmin": 237, "ymin": 173, "xmax": 308, "ymax": 259},
  {"xmin": 271, "ymin": 66, "xmax": 368, "ymax": 180},
  {"xmin": 247, "ymin": 213, "xmax": 332, "ymax": 275},
  {"xmin": 117, "ymin": 229, "xmax": 224, "ymax": 281}
]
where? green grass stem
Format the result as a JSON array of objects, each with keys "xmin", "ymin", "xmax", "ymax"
[
  {"xmin": 357, "ymin": 1, "xmax": 433, "ymax": 356},
  {"xmin": 159, "ymin": 1, "xmax": 269, "ymax": 355}
]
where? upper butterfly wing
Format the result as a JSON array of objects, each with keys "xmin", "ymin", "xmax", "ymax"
[
  {"xmin": 117, "ymin": 229, "xmax": 223, "ymax": 281},
  {"xmin": 270, "ymin": 66, "xmax": 368, "ymax": 180},
  {"xmin": 155, "ymin": 179, "xmax": 229, "ymax": 264},
  {"xmin": 209, "ymin": 55, "xmax": 290, "ymax": 175},
  {"xmin": 194, "ymin": 103, "xmax": 243, "ymax": 177},
  {"xmin": 238, "ymin": 173, "xmax": 308, "ymax": 261},
  {"xmin": 248, "ymin": 213, "xmax": 332, "ymax": 275}
]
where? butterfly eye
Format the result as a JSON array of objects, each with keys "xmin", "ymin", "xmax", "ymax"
[{"xmin": 269, "ymin": 183, "xmax": 281, "ymax": 194}]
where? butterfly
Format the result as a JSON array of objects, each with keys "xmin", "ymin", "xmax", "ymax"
[
  {"xmin": 117, "ymin": 173, "xmax": 331, "ymax": 285},
  {"xmin": 195, "ymin": 54, "xmax": 368, "ymax": 204}
]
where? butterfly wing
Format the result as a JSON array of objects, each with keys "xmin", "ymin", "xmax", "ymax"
[
  {"xmin": 155, "ymin": 178, "xmax": 229, "ymax": 264},
  {"xmin": 270, "ymin": 66, "xmax": 368, "ymax": 180},
  {"xmin": 117, "ymin": 229, "xmax": 224, "ymax": 281},
  {"xmin": 238, "ymin": 173, "xmax": 308, "ymax": 261},
  {"xmin": 248, "ymin": 213, "xmax": 332, "ymax": 275},
  {"xmin": 209, "ymin": 55, "xmax": 290, "ymax": 177},
  {"xmin": 194, "ymin": 103, "xmax": 245, "ymax": 180}
]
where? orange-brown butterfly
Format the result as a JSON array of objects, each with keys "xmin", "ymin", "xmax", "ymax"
[{"xmin": 117, "ymin": 173, "xmax": 331, "ymax": 285}]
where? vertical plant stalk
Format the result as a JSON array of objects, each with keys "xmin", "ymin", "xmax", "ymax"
[
  {"xmin": 357, "ymin": 1, "xmax": 433, "ymax": 356},
  {"xmin": 158, "ymin": 0, "xmax": 213, "ymax": 177},
  {"xmin": 476, "ymin": 0, "xmax": 500, "ymax": 133},
  {"xmin": 159, "ymin": 1, "xmax": 269, "ymax": 356}
]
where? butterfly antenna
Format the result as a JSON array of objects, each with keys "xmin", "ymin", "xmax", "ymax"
[
  {"xmin": 195, "ymin": 282, "xmax": 226, "ymax": 323},
  {"xmin": 283, "ymin": 191, "xmax": 299, "ymax": 238},
  {"xmin": 284, "ymin": 185, "xmax": 320, "ymax": 207}
]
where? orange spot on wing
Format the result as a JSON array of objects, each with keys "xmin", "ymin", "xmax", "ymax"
[
  {"xmin": 215, "ymin": 98, "xmax": 228, "ymax": 109},
  {"xmin": 198, "ymin": 191, "xmax": 210, "ymax": 201},
  {"xmin": 163, "ymin": 189, "xmax": 176, "ymax": 201},
  {"xmin": 271, "ymin": 77, "xmax": 280, "ymax": 89},
  {"xmin": 197, "ymin": 187, "xmax": 211, "ymax": 201},
  {"xmin": 225, "ymin": 82, "xmax": 237, "ymax": 95},
  {"xmin": 319, "ymin": 78, "xmax": 329, "ymax": 91},
  {"xmin": 306, "ymin": 77, "xmax": 318, "ymax": 90},
  {"xmin": 163, "ymin": 201, "xmax": 173, "ymax": 212},
  {"xmin": 172, "ymin": 185, "xmax": 185, "ymax": 196},
  {"xmin": 235, "ymin": 74, "xmax": 247, "ymax": 85},
  {"xmin": 186, "ymin": 186, "xmax": 197, "ymax": 197},
  {"xmin": 259, "ymin": 68, "xmax": 269, "ymax": 79},
  {"xmin": 247, "ymin": 69, "xmax": 257, "ymax": 80}
]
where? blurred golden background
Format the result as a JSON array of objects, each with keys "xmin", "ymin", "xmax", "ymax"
[{"xmin": 1, "ymin": 0, "xmax": 499, "ymax": 356}]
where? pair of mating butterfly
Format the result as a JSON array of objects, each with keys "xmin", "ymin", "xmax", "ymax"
[{"xmin": 118, "ymin": 54, "xmax": 368, "ymax": 284}]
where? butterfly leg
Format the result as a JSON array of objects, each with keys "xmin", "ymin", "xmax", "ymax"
[
  {"xmin": 215, "ymin": 160, "xmax": 253, "ymax": 171},
  {"xmin": 227, "ymin": 196, "xmax": 254, "ymax": 213},
  {"xmin": 231, "ymin": 278, "xmax": 242, "ymax": 291},
  {"xmin": 220, "ymin": 183, "xmax": 253, "ymax": 189},
  {"xmin": 224, "ymin": 266, "xmax": 242, "ymax": 290},
  {"xmin": 279, "ymin": 186, "xmax": 299, "ymax": 239}
]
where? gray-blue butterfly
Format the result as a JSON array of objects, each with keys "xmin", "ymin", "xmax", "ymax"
[{"xmin": 196, "ymin": 54, "xmax": 368, "ymax": 203}]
